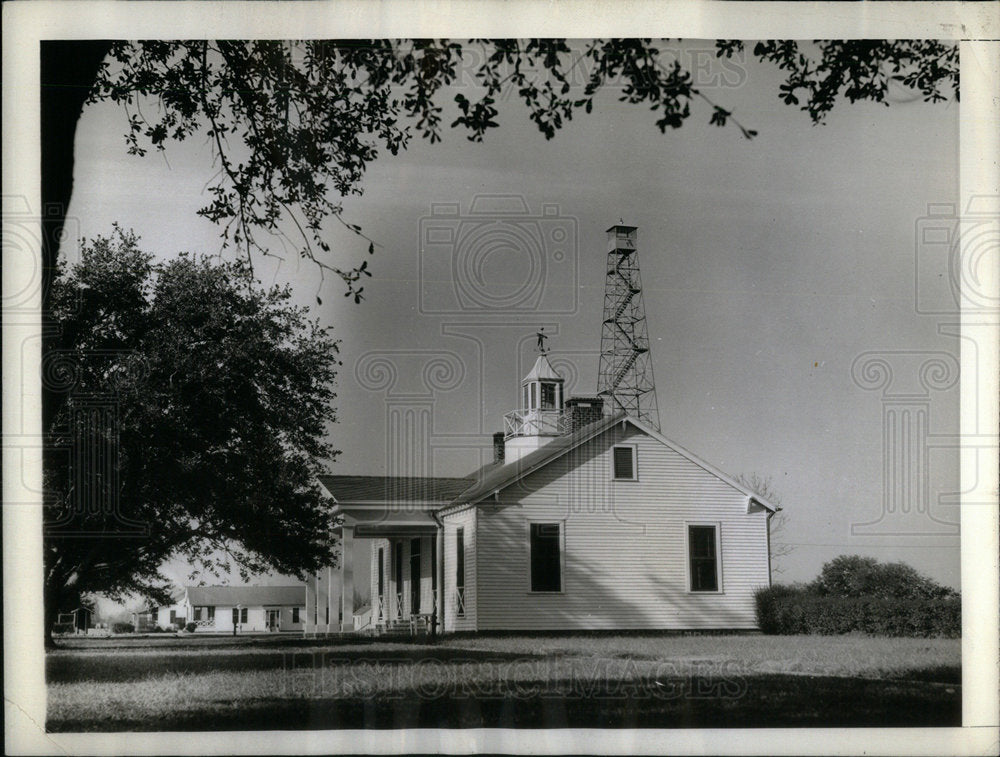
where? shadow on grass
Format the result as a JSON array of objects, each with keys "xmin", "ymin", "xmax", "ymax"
[
  {"xmin": 46, "ymin": 645, "xmax": 558, "ymax": 685},
  {"xmin": 47, "ymin": 673, "xmax": 960, "ymax": 732}
]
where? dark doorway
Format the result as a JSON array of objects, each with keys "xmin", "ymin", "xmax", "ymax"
[
  {"xmin": 394, "ymin": 541, "xmax": 403, "ymax": 617},
  {"xmin": 377, "ymin": 547, "xmax": 385, "ymax": 620},
  {"xmin": 410, "ymin": 538, "xmax": 421, "ymax": 614}
]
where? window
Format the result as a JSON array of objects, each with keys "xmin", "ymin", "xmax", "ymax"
[
  {"xmin": 240, "ymin": 607, "xmax": 248, "ymax": 623},
  {"xmin": 292, "ymin": 607, "xmax": 300, "ymax": 624},
  {"xmin": 207, "ymin": 606, "xmax": 215, "ymax": 621},
  {"xmin": 169, "ymin": 609, "xmax": 177, "ymax": 624},
  {"xmin": 455, "ymin": 527, "xmax": 465, "ymax": 616},
  {"xmin": 529, "ymin": 522, "xmax": 562, "ymax": 592},
  {"xmin": 613, "ymin": 445, "xmax": 636, "ymax": 480},
  {"xmin": 193, "ymin": 606, "xmax": 202, "ymax": 621},
  {"xmin": 688, "ymin": 525, "xmax": 720, "ymax": 592},
  {"xmin": 530, "ymin": 382, "xmax": 537, "ymax": 409},
  {"xmin": 523, "ymin": 385, "xmax": 529, "ymax": 409},
  {"xmin": 540, "ymin": 382, "xmax": 556, "ymax": 409},
  {"xmin": 325, "ymin": 606, "xmax": 329, "ymax": 624}
]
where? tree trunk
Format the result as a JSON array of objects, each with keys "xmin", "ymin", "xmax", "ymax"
[
  {"xmin": 40, "ymin": 42, "xmax": 113, "ymax": 650},
  {"xmin": 44, "ymin": 580, "xmax": 62, "ymax": 649},
  {"xmin": 40, "ymin": 40, "xmax": 112, "ymax": 427}
]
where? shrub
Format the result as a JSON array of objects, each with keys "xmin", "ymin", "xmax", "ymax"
[
  {"xmin": 185, "ymin": 622, "xmax": 198, "ymax": 633},
  {"xmin": 755, "ymin": 586, "xmax": 960, "ymax": 637},
  {"xmin": 811, "ymin": 555, "xmax": 955, "ymax": 600},
  {"xmin": 111, "ymin": 622, "xmax": 134, "ymax": 634}
]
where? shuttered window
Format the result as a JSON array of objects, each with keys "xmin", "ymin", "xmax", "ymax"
[
  {"xmin": 613, "ymin": 446, "xmax": 636, "ymax": 479},
  {"xmin": 688, "ymin": 525, "xmax": 719, "ymax": 592},
  {"xmin": 530, "ymin": 522, "xmax": 562, "ymax": 592}
]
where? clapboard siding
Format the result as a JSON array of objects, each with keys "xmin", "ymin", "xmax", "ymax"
[
  {"xmin": 443, "ymin": 508, "xmax": 477, "ymax": 632},
  {"xmin": 475, "ymin": 424, "xmax": 770, "ymax": 630}
]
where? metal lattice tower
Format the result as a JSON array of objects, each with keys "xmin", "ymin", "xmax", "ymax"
[{"xmin": 597, "ymin": 224, "xmax": 660, "ymax": 430}]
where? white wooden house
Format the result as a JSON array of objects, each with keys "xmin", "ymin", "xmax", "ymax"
[
  {"xmin": 154, "ymin": 585, "xmax": 305, "ymax": 633},
  {"xmin": 311, "ymin": 354, "xmax": 778, "ymax": 635}
]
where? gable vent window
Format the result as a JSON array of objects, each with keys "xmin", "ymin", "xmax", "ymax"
[
  {"xmin": 613, "ymin": 446, "xmax": 636, "ymax": 480},
  {"xmin": 688, "ymin": 525, "xmax": 720, "ymax": 592},
  {"xmin": 529, "ymin": 522, "xmax": 562, "ymax": 592}
]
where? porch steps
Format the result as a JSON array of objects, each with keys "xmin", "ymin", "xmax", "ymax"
[{"xmin": 373, "ymin": 616, "xmax": 434, "ymax": 638}]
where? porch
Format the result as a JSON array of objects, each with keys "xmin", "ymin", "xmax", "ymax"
[{"xmin": 303, "ymin": 506, "xmax": 444, "ymax": 637}]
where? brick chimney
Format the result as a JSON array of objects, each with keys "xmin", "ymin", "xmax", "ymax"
[
  {"xmin": 563, "ymin": 396, "xmax": 605, "ymax": 433},
  {"xmin": 492, "ymin": 431, "xmax": 506, "ymax": 464}
]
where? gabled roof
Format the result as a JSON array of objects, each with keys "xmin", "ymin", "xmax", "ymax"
[
  {"xmin": 318, "ymin": 475, "xmax": 473, "ymax": 503},
  {"xmin": 443, "ymin": 413, "xmax": 780, "ymax": 513},
  {"xmin": 522, "ymin": 354, "xmax": 563, "ymax": 382},
  {"xmin": 445, "ymin": 413, "xmax": 630, "ymax": 510},
  {"xmin": 185, "ymin": 585, "xmax": 304, "ymax": 607}
]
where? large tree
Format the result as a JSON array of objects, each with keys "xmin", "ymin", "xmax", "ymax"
[{"xmin": 43, "ymin": 226, "xmax": 340, "ymax": 644}]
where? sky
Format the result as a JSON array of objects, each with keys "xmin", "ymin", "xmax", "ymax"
[{"xmin": 65, "ymin": 40, "xmax": 961, "ymax": 594}]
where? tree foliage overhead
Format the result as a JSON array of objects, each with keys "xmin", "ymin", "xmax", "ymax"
[
  {"xmin": 44, "ymin": 226, "xmax": 341, "ymax": 639},
  {"xmin": 75, "ymin": 39, "xmax": 959, "ymax": 299}
]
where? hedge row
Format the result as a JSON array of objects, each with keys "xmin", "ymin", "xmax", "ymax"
[{"xmin": 755, "ymin": 586, "xmax": 961, "ymax": 637}]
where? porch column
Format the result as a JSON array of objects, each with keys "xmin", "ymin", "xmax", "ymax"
[
  {"xmin": 315, "ymin": 569, "xmax": 328, "ymax": 635},
  {"xmin": 340, "ymin": 524, "xmax": 355, "ymax": 632},
  {"xmin": 436, "ymin": 527, "xmax": 444, "ymax": 634},
  {"xmin": 304, "ymin": 572, "xmax": 316, "ymax": 637},
  {"xmin": 326, "ymin": 565, "xmax": 334, "ymax": 633}
]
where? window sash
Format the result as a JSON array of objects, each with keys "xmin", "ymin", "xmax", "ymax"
[
  {"xmin": 292, "ymin": 607, "xmax": 300, "ymax": 623},
  {"xmin": 613, "ymin": 446, "xmax": 635, "ymax": 479},
  {"xmin": 688, "ymin": 526, "xmax": 719, "ymax": 592},
  {"xmin": 530, "ymin": 522, "xmax": 562, "ymax": 592}
]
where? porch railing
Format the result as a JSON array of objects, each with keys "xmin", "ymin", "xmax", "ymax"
[
  {"xmin": 454, "ymin": 586, "xmax": 466, "ymax": 617},
  {"xmin": 376, "ymin": 594, "xmax": 386, "ymax": 622},
  {"xmin": 503, "ymin": 408, "xmax": 570, "ymax": 438}
]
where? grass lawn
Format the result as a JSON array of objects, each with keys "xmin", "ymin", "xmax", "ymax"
[{"xmin": 46, "ymin": 634, "xmax": 961, "ymax": 731}]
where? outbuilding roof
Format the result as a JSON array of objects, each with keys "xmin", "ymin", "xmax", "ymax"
[{"xmin": 185, "ymin": 585, "xmax": 304, "ymax": 607}]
